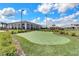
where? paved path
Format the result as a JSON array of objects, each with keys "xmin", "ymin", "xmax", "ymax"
[{"xmin": 12, "ymin": 35, "xmax": 26, "ymax": 56}]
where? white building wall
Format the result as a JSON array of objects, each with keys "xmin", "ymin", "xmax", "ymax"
[
  {"xmin": 29, "ymin": 23, "xmax": 32, "ymax": 30},
  {"xmin": 16, "ymin": 24, "xmax": 19, "ymax": 29},
  {"xmin": 24, "ymin": 23, "xmax": 27, "ymax": 30},
  {"xmin": 7, "ymin": 24, "xmax": 10, "ymax": 29},
  {"xmin": 6, "ymin": 21, "xmax": 41, "ymax": 30}
]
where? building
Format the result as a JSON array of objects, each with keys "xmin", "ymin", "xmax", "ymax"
[
  {"xmin": 49, "ymin": 26, "xmax": 64, "ymax": 30},
  {"xmin": 0, "ymin": 21, "xmax": 42, "ymax": 30},
  {"xmin": 0, "ymin": 22, "xmax": 7, "ymax": 30},
  {"xmin": 64, "ymin": 24, "xmax": 79, "ymax": 29}
]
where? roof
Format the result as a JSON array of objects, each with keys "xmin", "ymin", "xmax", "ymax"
[{"xmin": 6, "ymin": 21, "xmax": 42, "ymax": 26}]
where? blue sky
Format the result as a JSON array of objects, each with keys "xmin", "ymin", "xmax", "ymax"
[{"xmin": 0, "ymin": 3, "xmax": 79, "ymax": 27}]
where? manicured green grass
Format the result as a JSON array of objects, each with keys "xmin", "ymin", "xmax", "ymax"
[
  {"xmin": 17, "ymin": 31, "xmax": 70, "ymax": 45},
  {"xmin": 16, "ymin": 31, "xmax": 79, "ymax": 56}
]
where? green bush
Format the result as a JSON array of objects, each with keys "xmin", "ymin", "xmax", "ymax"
[
  {"xmin": 18, "ymin": 30, "xmax": 26, "ymax": 33},
  {"xmin": 0, "ymin": 32, "xmax": 12, "ymax": 46},
  {"xmin": 9, "ymin": 30, "xmax": 18, "ymax": 34},
  {"xmin": 11, "ymin": 31, "xmax": 16, "ymax": 34},
  {"xmin": 0, "ymin": 45, "xmax": 16, "ymax": 56},
  {"xmin": 55, "ymin": 30, "xmax": 59, "ymax": 32},
  {"xmin": 9, "ymin": 30, "xmax": 28, "ymax": 34},
  {"xmin": 60, "ymin": 31, "xmax": 65, "ymax": 34},
  {"xmin": 0, "ymin": 32, "xmax": 16, "ymax": 56},
  {"xmin": 71, "ymin": 33, "xmax": 77, "ymax": 36}
]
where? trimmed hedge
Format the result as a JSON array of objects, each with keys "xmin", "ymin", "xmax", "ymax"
[
  {"xmin": 60, "ymin": 31, "xmax": 65, "ymax": 34},
  {"xmin": 9, "ymin": 30, "xmax": 32, "ymax": 34}
]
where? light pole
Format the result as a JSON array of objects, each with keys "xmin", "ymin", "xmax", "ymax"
[
  {"xmin": 45, "ymin": 14, "xmax": 47, "ymax": 29},
  {"xmin": 20, "ymin": 9, "xmax": 24, "ymax": 30}
]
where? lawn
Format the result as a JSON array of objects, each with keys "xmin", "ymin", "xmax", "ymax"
[
  {"xmin": 16, "ymin": 31, "xmax": 79, "ymax": 56},
  {"xmin": 17, "ymin": 31, "xmax": 70, "ymax": 45}
]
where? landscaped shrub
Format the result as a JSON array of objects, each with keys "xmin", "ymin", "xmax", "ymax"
[
  {"xmin": 60, "ymin": 31, "xmax": 65, "ymax": 34},
  {"xmin": 52, "ymin": 30, "xmax": 55, "ymax": 32},
  {"xmin": 9, "ymin": 30, "xmax": 18, "ymax": 34},
  {"xmin": 11, "ymin": 31, "xmax": 16, "ymax": 34},
  {"xmin": 0, "ymin": 32, "xmax": 12, "ymax": 46},
  {"xmin": 71, "ymin": 33, "xmax": 77, "ymax": 36},
  {"xmin": 0, "ymin": 45, "xmax": 16, "ymax": 56},
  {"xmin": 0, "ymin": 32, "xmax": 16, "ymax": 56},
  {"xmin": 9, "ymin": 30, "xmax": 29, "ymax": 34},
  {"xmin": 55, "ymin": 30, "xmax": 59, "ymax": 32},
  {"xmin": 65, "ymin": 32, "xmax": 69, "ymax": 35},
  {"xmin": 18, "ymin": 30, "xmax": 26, "ymax": 33}
]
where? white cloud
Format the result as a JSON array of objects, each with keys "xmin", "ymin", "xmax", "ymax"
[
  {"xmin": 31, "ymin": 17, "xmax": 40, "ymax": 24},
  {"xmin": 9, "ymin": 19, "xmax": 20, "ymax": 23},
  {"xmin": 75, "ymin": 11, "xmax": 79, "ymax": 15},
  {"xmin": 2, "ymin": 7, "xmax": 16, "ymax": 17},
  {"xmin": 0, "ymin": 15, "xmax": 5, "ymax": 19},
  {"xmin": 56, "ymin": 12, "xmax": 79, "ymax": 25},
  {"xmin": 40, "ymin": 11, "xmax": 79, "ymax": 27},
  {"xmin": 37, "ymin": 3, "xmax": 53, "ymax": 14},
  {"xmin": 0, "ymin": 7, "xmax": 16, "ymax": 19},
  {"xmin": 34, "ymin": 3, "xmax": 79, "ymax": 27},
  {"xmin": 43, "ymin": 18, "xmax": 53, "ymax": 27},
  {"xmin": 54, "ymin": 3, "xmax": 78, "ymax": 13},
  {"xmin": 30, "ymin": 11, "xmax": 79, "ymax": 27},
  {"xmin": 0, "ymin": 18, "xmax": 20, "ymax": 23},
  {"xmin": 0, "ymin": 10, "xmax": 2, "ymax": 15},
  {"xmin": 36, "ymin": 3, "xmax": 78, "ymax": 14},
  {"xmin": 65, "ymin": 11, "xmax": 79, "ymax": 19},
  {"xmin": 0, "ymin": 7, "xmax": 20, "ymax": 23}
]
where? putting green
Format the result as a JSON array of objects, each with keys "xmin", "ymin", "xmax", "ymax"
[{"xmin": 17, "ymin": 31, "xmax": 70, "ymax": 45}]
